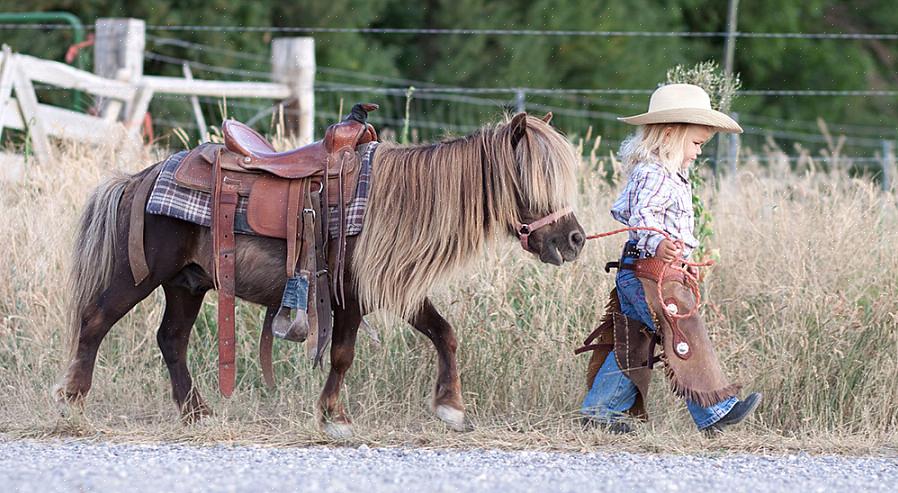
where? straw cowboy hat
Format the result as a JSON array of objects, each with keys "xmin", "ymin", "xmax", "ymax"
[{"xmin": 618, "ymin": 84, "xmax": 743, "ymax": 133}]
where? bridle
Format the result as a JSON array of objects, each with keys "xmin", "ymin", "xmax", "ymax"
[{"xmin": 514, "ymin": 206, "xmax": 573, "ymax": 251}]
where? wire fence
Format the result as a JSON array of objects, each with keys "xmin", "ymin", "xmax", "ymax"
[
  {"xmin": 8, "ymin": 23, "xmax": 898, "ymax": 40},
  {"xmin": 6, "ymin": 23, "xmax": 898, "ymax": 174}
]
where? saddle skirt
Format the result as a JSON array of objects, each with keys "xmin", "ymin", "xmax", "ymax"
[{"xmin": 146, "ymin": 142, "xmax": 378, "ymax": 239}]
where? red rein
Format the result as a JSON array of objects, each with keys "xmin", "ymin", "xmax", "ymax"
[{"xmin": 586, "ymin": 227, "xmax": 714, "ymax": 321}]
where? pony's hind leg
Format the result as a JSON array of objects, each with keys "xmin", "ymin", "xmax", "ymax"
[
  {"xmin": 409, "ymin": 298, "xmax": 472, "ymax": 432},
  {"xmin": 317, "ymin": 302, "xmax": 362, "ymax": 439},
  {"xmin": 56, "ymin": 172, "xmax": 195, "ymax": 415},
  {"xmin": 157, "ymin": 278, "xmax": 211, "ymax": 423},
  {"xmin": 55, "ymin": 275, "xmax": 162, "ymax": 410}
]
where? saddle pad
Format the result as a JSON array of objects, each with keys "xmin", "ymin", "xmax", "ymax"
[
  {"xmin": 327, "ymin": 142, "xmax": 377, "ymax": 238},
  {"xmin": 146, "ymin": 151, "xmax": 253, "ymax": 233},
  {"xmin": 146, "ymin": 143, "xmax": 378, "ymax": 239}
]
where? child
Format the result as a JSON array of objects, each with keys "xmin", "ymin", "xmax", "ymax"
[{"xmin": 580, "ymin": 84, "xmax": 761, "ymax": 434}]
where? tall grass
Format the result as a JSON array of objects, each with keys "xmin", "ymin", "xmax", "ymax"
[{"xmin": 0, "ymin": 133, "xmax": 895, "ymax": 454}]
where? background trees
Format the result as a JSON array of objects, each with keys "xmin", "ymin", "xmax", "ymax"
[{"xmin": 1, "ymin": 0, "xmax": 895, "ymax": 155}]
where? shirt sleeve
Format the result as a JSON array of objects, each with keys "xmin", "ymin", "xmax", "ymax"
[{"xmin": 628, "ymin": 171, "xmax": 674, "ymax": 256}]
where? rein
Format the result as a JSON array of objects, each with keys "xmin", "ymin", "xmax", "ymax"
[{"xmin": 585, "ymin": 227, "xmax": 713, "ymax": 322}]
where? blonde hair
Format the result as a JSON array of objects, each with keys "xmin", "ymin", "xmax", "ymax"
[{"xmin": 619, "ymin": 123, "xmax": 711, "ymax": 175}]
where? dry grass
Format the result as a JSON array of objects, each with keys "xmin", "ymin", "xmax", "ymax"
[{"xmin": 1, "ymin": 134, "xmax": 896, "ymax": 456}]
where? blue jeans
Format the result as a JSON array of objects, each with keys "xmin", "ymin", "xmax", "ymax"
[{"xmin": 581, "ymin": 255, "xmax": 738, "ymax": 430}]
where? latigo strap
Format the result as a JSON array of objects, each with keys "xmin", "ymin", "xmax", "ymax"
[{"xmin": 212, "ymin": 150, "xmax": 240, "ymax": 398}]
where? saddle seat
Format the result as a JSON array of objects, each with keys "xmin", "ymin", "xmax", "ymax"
[{"xmin": 222, "ymin": 103, "xmax": 379, "ymax": 179}]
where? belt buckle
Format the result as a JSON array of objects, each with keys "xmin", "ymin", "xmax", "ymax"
[{"xmin": 623, "ymin": 242, "xmax": 641, "ymax": 259}]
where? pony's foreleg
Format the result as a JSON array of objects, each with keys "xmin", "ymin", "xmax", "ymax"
[
  {"xmin": 316, "ymin": 302, "xmax": 362, "ymax": 439},
  {"xmin": 409, "ymin": 298, "xmax": 472, "ymax": 432},
  {"xmin": 157, "ymin": 282, "xmax": 210, "ymax": 423}
]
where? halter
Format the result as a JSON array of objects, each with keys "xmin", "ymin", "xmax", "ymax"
[{"xmin": 515, "ymin": 206, "xmax": 573, "ymax": 251}]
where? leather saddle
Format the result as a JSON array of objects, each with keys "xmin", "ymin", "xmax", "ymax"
[{"xmin": 147, "ymin": 103, "xmax": 379, "ymax": 397}]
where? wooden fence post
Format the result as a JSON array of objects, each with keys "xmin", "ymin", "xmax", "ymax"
[
  {"xmin": 11, "ymin": 57, "xmax": 51, "ymax": 165},
  {"xmin": 272, "ymin": 38, "xmax": 315, "ymax": 144},
  {"xmin": 94, "ymin": 18, "xmax": 145, "ymax": 121},
  {"xmin": 182, "ymin": 64, "xmax": 209, "ymax": 143},
  {"xmin": 0, "ymin": 46, "xmax": 16, "ymax": 143}
]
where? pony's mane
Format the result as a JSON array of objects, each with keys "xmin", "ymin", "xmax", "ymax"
[{"xmin": 352, "ymin": 114, "xmax": 580, "ymax": 320}]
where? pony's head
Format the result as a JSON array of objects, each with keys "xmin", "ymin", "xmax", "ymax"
[{"xmin": 492, "ymin": 112, "xmax": 585, "ymax": 265}]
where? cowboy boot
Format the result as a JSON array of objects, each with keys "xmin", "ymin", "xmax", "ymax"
[
  {"xmin": 580, "ymin": 416, "xmax": 634, "ymax": 435},
  {"xmin": 706, "ymin": 392, "xmax": 762, "ymax": 434}
]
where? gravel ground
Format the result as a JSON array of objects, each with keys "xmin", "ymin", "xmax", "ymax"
[{"xmin": 0, "ymin": 439, "xmax": 896, "ymax": 493}]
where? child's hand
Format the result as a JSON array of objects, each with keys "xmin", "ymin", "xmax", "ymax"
[{"xmin": 655, "ymin": 239, "xmax": 682, "ymax": 263}]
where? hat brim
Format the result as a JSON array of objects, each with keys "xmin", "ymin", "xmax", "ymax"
[{"xmin": 618, "ymin": 108, "xmax": 743, "ymax": 134}]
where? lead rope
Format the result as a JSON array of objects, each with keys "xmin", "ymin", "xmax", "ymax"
[{"xmin": 585, "ymin": 226, "xmax": 714, "ymax": 321}]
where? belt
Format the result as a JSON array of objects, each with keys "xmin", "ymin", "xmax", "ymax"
[{"xmin": 604, "ymin": 257, "xmax": 687, "ymax": 284}]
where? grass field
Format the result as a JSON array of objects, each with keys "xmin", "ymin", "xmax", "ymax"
[{"xmin": 1, "ymin": 134, "xmax": 896, "ymax": 455}]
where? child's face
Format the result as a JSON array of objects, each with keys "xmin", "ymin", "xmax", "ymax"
[{"xmin": 681, "ymin": 125, "xmax": 715, "ymax": 169}]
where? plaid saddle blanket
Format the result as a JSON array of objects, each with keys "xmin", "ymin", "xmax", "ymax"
[{"xmin": 146, "ymin": 142, "xmax": 378, "ymax": 239}]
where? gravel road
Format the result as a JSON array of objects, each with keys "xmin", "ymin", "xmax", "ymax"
[{"xmin": 1, "ymin": 439, "xmax": 895, "ymax": 492}]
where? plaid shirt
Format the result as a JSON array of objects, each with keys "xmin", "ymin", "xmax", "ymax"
[{"xmin": 610, "ymin": 160, "xmax": 698, "ymax": 258}]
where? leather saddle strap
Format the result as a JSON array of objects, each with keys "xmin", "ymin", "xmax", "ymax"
[
  {"xmin": 301, "ymin": 183, "xmax": 320, "ymax": 359},
  {"xmin": 128, "ymin": 164, "xmax": 163, "ymax": 286},
  {"xmin": 311, "ymin": 187, "xmax": 333, "ymax": 367},
  {"xmin": 285, "ymin": 179, "xmax": 303, "ymax": 278},
  {"xmin": 212, "ymin": 151, "xmax": 240, "ymax": 397},
  {"xmin": 259, "ymin": 307, "xmax": 276, "ymax": 388},
  {"xmin": 334, "ymin": 151, "xmax": 347, "ymax": 306}
]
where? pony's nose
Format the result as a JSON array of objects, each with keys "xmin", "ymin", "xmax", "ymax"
[{"xmin": 569, "ymin": 230, "xmax": 585, "ymax": 250}]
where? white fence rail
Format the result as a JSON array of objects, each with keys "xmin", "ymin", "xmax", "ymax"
[{"xmin": 0, "ymin": 18, "xmax": 314, "ymax": 181}]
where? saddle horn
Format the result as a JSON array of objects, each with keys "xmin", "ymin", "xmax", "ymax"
[{"xmin": 347, "ymin": 103, "xmax": 379, "ymax": 124}]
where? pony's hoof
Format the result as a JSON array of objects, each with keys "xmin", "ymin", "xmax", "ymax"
[
  {"xmin": 323, "ymin": 422, "xmax": 354, "ymax": 440},
  {"xmin": 435, "ymin": 405, "xmax": 474, "ymax": 432},
  {"xmin": 51, "ymin": 384, "xmax": 84, "ymax": 418},
  {"xmin": 180, "ymin": 404, "xmax": 214, "ymax": 425}
]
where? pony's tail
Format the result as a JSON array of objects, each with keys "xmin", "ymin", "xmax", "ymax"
[{"xmin": 65, "ymin": 174, "xmax": 131, "ymax": 360}]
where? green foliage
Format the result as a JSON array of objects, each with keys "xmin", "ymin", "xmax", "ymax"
[
  {"xmin": 1, "ymin": 0, "xmax": 896, "ymax": 147},
  {"xmin": 400, "ymin": 86, "xmax": 415, "ymax": 145},
  {"xmin": 666, "ymin": 60, "xmax": 741, "ymax": 113}
]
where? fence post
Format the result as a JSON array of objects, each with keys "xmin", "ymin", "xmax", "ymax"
[
  {"xmin": 94, "ymin": 18, "xmax": 145, "ymax": 121},
  {"xmin": 882, "ymin": 140, "xmax": 894, "ymax": 192},
  {"xmin": 515, "ymin": 89, "xmax": 526, "ymax": 113},
  {"xmin": 182, "ymin": 63, "xmax": 209, "ymax": 143},
  {"xmin": 272, "ymin": 38, "xmax": 315, "ymax": 144},
  {"xmin": 727, "ymin": 112, "xmax": 740, "ymax": 175}
]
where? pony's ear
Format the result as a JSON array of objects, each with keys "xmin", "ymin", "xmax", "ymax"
[
  {"xmin": 510, "ymin": 112, "xmax": 528, "ymax": 148},
  {"xmin": 541, "ymin": 112, "xmax": 553, "ymax": 124}
]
